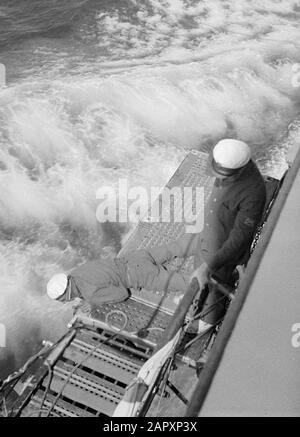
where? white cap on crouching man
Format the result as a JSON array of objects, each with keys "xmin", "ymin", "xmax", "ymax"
[
  {"xmin": 210, "ymin": 139, "xmax": 251, "ymax": 177},
  {"xmin": 47, "ymin": 273, "xmax": 68, "ymax": 300}
]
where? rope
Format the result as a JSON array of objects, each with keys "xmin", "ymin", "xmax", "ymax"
[
  {"xmin": 153, "ymin": 357, "xmax": 174, "ymax": 417},
  {"xmin": 37, "ymin": 363, "xmax": 53, "ymax": 417}
]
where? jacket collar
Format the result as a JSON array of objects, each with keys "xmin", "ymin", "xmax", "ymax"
[{"xmin": 215, "ymin": 160, "xmax": 253, "ymax": 187}]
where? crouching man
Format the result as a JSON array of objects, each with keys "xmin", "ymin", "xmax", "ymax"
[{"xmin": 147, "ymin": 139, "xmax": 267, "ymax": 334}]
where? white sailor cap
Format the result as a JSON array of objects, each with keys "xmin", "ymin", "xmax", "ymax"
[
  {"xmin": 47, "ymin": 273, "xmax": 68, "ymax": 300},
  {"xmin": 211, "ymin": 139, "xmax": 251, "ymax": 176}
]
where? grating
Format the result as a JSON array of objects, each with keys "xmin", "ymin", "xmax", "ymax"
[{"xmin": 91, "ymin": 297, "xmax": 173, "ymax": 345}]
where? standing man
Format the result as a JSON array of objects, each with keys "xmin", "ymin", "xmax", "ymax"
[{"xmin": 148, "ymin": 139, "xmax": 267, "ymax": 333}]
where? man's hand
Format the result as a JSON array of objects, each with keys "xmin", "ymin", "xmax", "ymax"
[
  {"xmin": 236, "ymin": 265, "xmax": 246, "ymax": 281},
  {"xmin": 190, "ymin": 263, "xmax": 211, "ymax": 289}
]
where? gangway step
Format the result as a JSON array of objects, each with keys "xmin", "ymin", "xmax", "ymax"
[
  {"xmin": 22, "ymin": 390, "xmax": 96, "ymax": 417},
  {"xmin": 63, "ymin": 338, "xmax": 141, "ymax": 386},
  {"xmin": 76, "ymin": 328, "xmax": 154, "ymax": 362}
]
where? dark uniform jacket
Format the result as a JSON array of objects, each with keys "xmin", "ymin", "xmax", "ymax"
[{"xmin": 149, "ymin": 160, "xmax": 267, "ymax": 273}]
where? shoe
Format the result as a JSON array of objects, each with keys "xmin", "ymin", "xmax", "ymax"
[{"xmin": 184, "ymin": 318, "xmax": 213, "ymax": 335}]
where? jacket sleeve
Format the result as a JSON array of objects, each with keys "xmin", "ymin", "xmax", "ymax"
[
  {"xmin": 206, "ymin": 193, "xmax": 266, "ymax": 272},
  {"xmin": 146, "ymin": 267, "xmax": 190, "ymax": 293},
  {"xmin": 148, "ymin": 233, "xmax": 199, "ymax": 265}
]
